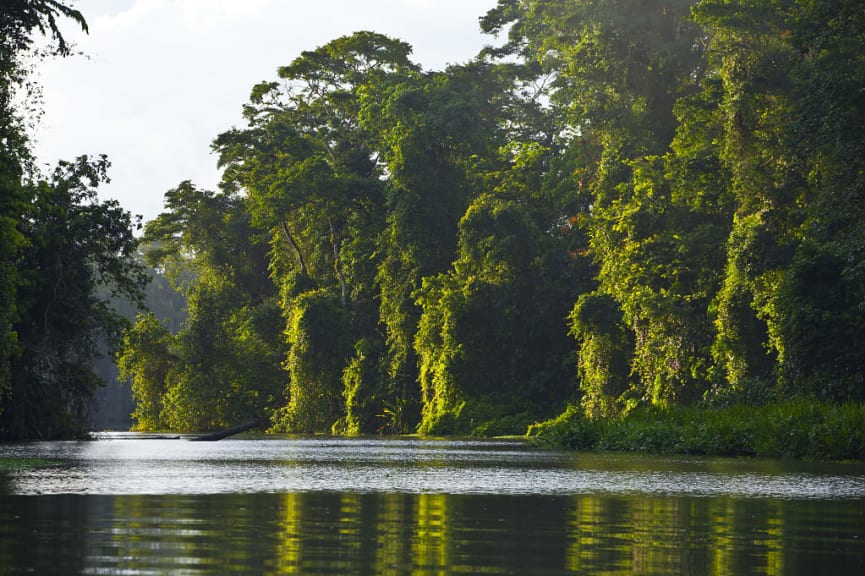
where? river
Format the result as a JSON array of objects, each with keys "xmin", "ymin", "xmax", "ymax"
[{"xmin": 1, "ymin": 436, "xmax": 864, "ymax": 574}]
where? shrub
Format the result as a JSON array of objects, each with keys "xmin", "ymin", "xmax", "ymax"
[{"xmin": 530, "ymin": 399, "xmax": 865, "ymax": 461}]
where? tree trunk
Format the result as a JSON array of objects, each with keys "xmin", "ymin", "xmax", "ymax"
[
  {"xmin": 329, "ymin": 217, "xmax": 347, "ymax": 307},
  {"xmin": 280, "ymin": 218, "xmax": 308, "ymax": 276}
]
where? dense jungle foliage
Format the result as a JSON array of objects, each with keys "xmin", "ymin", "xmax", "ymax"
[
  {"xmin": 120, "ymin": 0, "xmax": 865, "ymax": 437},
  {"xmin": 0, "ymin": 1, "xmax": 150, "ymax": 439},
  {"xmin": 2, "ymin": 1, "xmax": 864, "ymax": 441}
]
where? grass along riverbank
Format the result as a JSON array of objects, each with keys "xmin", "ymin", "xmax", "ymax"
[{"xmin": 528, "ymin": 400, "xmax": 865, "ymax": 461}]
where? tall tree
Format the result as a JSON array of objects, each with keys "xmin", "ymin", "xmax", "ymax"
[
  {"xmin": 782, "ymin": 0, "xmax": 865, "ymax": 400},
  {"xmin": 481, "ymin": 0, "xmax": 704, "ymax": 152},
  {"xmin": 483, "ymin": 0, "xmax": 714, "ymax": 411},
  {"xmin": 137, "ymin": 181, "xmax": 282, "ymax": 431},
  {"xmin": 0, "ymin": 0, "xmax": 87, "ymax": 424},
  {"xmin": 2, "ymin": 156, "xmax": 147, "ymax": 439},
  {"xmin": 117, "ymin": 312, "xmax": 176, "ymax": 431},
  {"xmin": 695, "ymin": 0, "xmax": 865, "ymax": 401},
  {"xmin": 215, "ymin": 32, "xmax": 418, "ymax": 433},
  {"xmin": 410, "ymin": 97, "xmax": 590, "ymax": 433},
  {"xmin": 367, "ymin": 61, "xmax": 517, "ymax": 432}
]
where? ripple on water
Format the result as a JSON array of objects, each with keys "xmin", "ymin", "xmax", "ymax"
[{"xmin": 2, "ymin": 436, "xmax": 865, "ymax": 499}]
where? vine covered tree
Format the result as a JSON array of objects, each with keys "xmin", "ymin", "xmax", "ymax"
[
  {"xmin": 215, "ymin": 32, "xmax": 419, "ymax": 433},
  {"xmin": 137, "ymin": 181, "xmax": 282, "ymax": 432},
  {"xmin": 118, "ymin": 0, "xmax": 865, "ymax": 437}
]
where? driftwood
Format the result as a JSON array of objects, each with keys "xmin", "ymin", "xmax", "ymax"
[
  {"xmin": 189, "ymin": 417, "xmax": 265, "ymax": 442},
  {"xmin": 93, "ymin": 432, "xmax": 181, "ymax": 440}
]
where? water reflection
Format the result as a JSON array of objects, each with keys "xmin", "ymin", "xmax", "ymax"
[
  {"xmin": 1, "ymin": 491, "xmax": 864, "ymax": 575},
  {"xmin": 2, "ymin": 437, "xmax": 865, "ymax": 574}
]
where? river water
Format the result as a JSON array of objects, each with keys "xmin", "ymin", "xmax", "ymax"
[{"xmin": 1, "ymin": 436, "xmax": 864, "ymax": 574}]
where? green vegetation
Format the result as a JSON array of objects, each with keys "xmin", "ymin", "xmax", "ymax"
[
  {"xmin": 0, "ymin": 2, "xmax": 147, "ymax": 440},
  {"xmin": 529, "ymin": 401, "xmax": 865, "ymax": 461},
  {"xmin": 2, "ymin": 1, "xmax": 865, "ymax": 454},
  {"xmin": 92, "ymin": 0, "xmax": 865, "ymax": 444}
]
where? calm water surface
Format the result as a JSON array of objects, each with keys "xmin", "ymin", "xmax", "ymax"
[{"xmin": 1, "ymin": 436, "xmax": 865, "ymax": 574}]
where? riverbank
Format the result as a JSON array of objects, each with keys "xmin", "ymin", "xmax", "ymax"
[{"xmin": 528, "ymin": 400, "xmax": 865, "ymax": 461}]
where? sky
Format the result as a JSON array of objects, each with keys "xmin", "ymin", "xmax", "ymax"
[{"xmin": 33, "ymin": 0, "xmax": 501, "ymax": 223}]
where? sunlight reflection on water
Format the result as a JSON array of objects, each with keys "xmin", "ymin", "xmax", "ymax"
[{"xmin": 3, "ymin": 435, "xmax": 865, "ymax": 499}]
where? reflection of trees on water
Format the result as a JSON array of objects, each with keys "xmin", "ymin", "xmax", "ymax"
[
  {"xmin": 566, "ymin": 497, "xmax": 788, "ymax": 575},
  {"xmin": 1, "ymin": 492, "xmax": 863, "ymax": 574}
]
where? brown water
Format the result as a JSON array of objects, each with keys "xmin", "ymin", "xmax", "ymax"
[{"xmin": 1, "ymin": 436, "xmax": 864, "ymax": 574}]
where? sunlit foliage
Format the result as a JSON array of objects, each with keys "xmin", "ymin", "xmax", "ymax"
[{"xmin": 114, "ymin": 1, "xmax": 865, "ymax": 437}]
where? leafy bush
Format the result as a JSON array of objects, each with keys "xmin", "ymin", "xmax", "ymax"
[
  {"xmin": 531, "ymin": 400, "xmax": 865, "ymax": 461},
  {"xmin": 528, "ymin": 405, "xmax": 602, "ymax": 450}
]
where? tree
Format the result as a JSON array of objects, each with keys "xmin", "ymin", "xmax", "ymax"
[
  {"xmin": 414, "ymin": 140, "xmax": 587, "ymax": 434},
  {"xmin": 483, "ymin": 0, "xmax": 715, "ymax": 410},
  {"xmin": 216, "ymin": 32, "xmax": 418, "ymax": 433},
  {"xmin": 683, "ymin": 0, "xmax": 865, "ymax": 403},
  {"xmin": 273, "ymin": 288, "xmax": 350, "ymax": 433},
  {"xmin": 778, "ymin": 0, "xmax": 865, "ymax": 400},
  {"xmin": 215, "ymin": 31, "xmax": 414, "ymax": 304},
  {"xmin": 99, "ymin": 1, "xmax": 865, "ymax": 437},
  {"xmin": 0, "ymin": 0, "xmax": 87, "ymax": 424},
  {"xmin": 569, "ymin": 292, "xmax": 633, "ymax": 418},
  {"xmin": 481, "ymin": 0, "xmax": 705, "ymax": 153},
  {"xmin": 481, "ymin": 0, "xmax": 865, "ymax": 413},
  {"xmin": 2, "ymin": 155, "xmax": 147, "ymax": 439},
  {"xmin": 714, "ymin": 0, "xmax": 865, "ymax": 401},
  {"xmin": 133, "ymin": 181, "xmax": 283, "ymax": 432},
  {"xmin": 369, "ymin": 61, "xmax": 518, "ymax": 432},
  {"xmin": 413, "ymin": 194, "xmax": 572, "ymax": 434},
  {"xmin": 587, "ymin": 154, "xmax": 728, "ymax": 407},
  {"xmin": 117, "ymin": 312, "xmax": 176, "ymax": 430}
]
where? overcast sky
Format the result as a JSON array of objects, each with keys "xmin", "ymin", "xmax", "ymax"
[{"xmin": 33, "ymin": 0, "xmax": 501, "ymax": 223}]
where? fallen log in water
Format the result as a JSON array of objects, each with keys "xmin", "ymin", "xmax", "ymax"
[
  {"xmin": 91, "ymin": 432, "xmax": 181, "ymax": 440},
  {"xmin": 189, "ymin": 418, "xmax": 265, "ymax": 442}
]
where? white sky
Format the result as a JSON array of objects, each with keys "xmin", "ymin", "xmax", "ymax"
[{"xmin": 33, "ymin": 0, "xmax": 500, "ymax": 223}]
